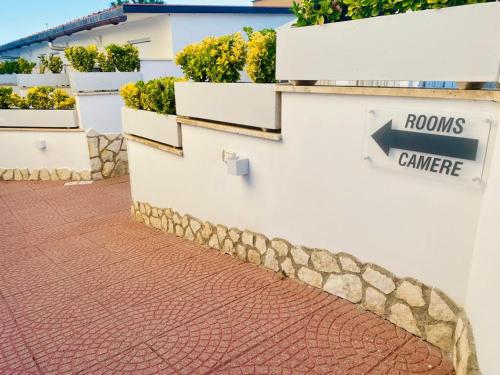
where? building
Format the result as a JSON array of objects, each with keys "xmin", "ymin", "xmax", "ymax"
[
  {"xmin": 253, "ymin": 0, "xmax": 297, "ymax": 7},
  {"xmin": 0, "ymin": 4, "xmax": 293, "ymax": 80}
]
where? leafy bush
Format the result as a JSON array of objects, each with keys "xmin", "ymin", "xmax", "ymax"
[
  {"xmin": 10, "ymin": 93, "xmax": 29, "ymax": 109},
  {"xmin": 0, "ymin": 58, "xmax": 37, "ymax": 74},
  {"xmin": 52, "ymin": 89, "xmax": 76, "ymax": 109},
  {"xmin": 0, "ymin": 87, "xmax": 13, "ymax": 108},
  {"xmin": 65, "ymin": 44, "xmax": 139, "ymax": 72},
  {"xmin": 26, "ymin": 87, "xmax": 54, "ymax": 109},
  {"xmin": 292, "ymin": 0, "xmax": 344, "ymax": 26},
  {"xmin": 176, "ymin": 33, "xmax": 247, "ymax": 83},
  {"xmin": 244, "ymin": 27, "xmax": 277, "ymax": 83},
  {"xmin": 48, "ymin": 55, "xmax": 63, "ymax": 73},
  {"xmin": 120, "ymin": 76, "xmax": 180, "ymax": 115},
  {"xmin": 0, "ymin": 87, "xmax": 75, "ymax": 110},
  {"xmin": 97, "ymin": 51, "xmax": 115, "ymax": 72},
  {"xmin": 64, "ymin": 45, "xmax": 98, "ymax": 72},
  {"xmin": 39, "ymin": 55, "xmax": 49, "ymax": 74},
  {"xmin": 120, "ymin": 82, "xmax": 142, "ymax": 109},
  {"xmin": 39, "ymin": 55, "xmax": 64, "ymax": 74},
  {"xmin": 105, "ymin": 44, "xmax": 140, "ymax": 72},
  {"xmin": 292, "ymin": 0, "xmax": 494, "ymax": 26},
  {"xmin": 17, "ymin": 58, "xmax": 36, "ymax": 74}
]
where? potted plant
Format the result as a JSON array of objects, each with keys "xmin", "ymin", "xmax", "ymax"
[
  {"xmin": 66, "ymin": 44, "xmax": 142, "ymax": 92},
  {"xmin": 276, "ymin": 1, "xmax": 500, "ymax": 85},
  {"xmin": 0, "ymin": 86, "xmax": 78, "ymax": 128},
  {"xmin": 174, "ymin": 29, "xmax": 281, "ymax": 130},
  {"xmin": 0, "ymin": 58, "xmax": 36, "ymax": 85},
  {"xmin": 120, "ymin": 77, "xmax": 182, "ymax": 147},
  {"xmin": 17, "ymin": 54, "xmax": 70, "ymax": 88}
]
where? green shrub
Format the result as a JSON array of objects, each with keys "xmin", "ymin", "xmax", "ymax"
[
  {"xmin": 52, "ymin": 89, "xmax": 76, "ymax": 109},
  {"xmin": 0, "ymin": 58, "xmax": 37, "ymax": 74},
  {"xmin": 105, "ymin": 44, "xmax": 140, "ymax": 72},
  {"xmin": 97, "ymin": 51, "xmax": 115, "ymax": 72},
  {"xmin": 26, "ymin": 87, "xmax": 54, "ymax": 109},
  {"xmin": 120, "ymin": 76, "xmax": 180, "ymax": 115},
  {"xmin": 0, "ymin": 87, "xmax": 13, "ymax": 108},
  {"xmin": 120, "ymin": 82, "xmax": 142, "ymax": 109},
  {"xmin": 0, "ymin": 86, "xmax": 75, "ymax": 110},
  {"xmin": 65, "ymin": 44, "xmax": 140, "ymax": 72},
  {"xmin": 39, "ymin": 55, "xmax": 63, "ymax": 74},
  {"xmin": 17, "ymin": 58, "xmax": 37, "ymax": 74},
  {"xmin": 292, "ymin": 0, "xmax": 345, "ymax": 26},
  {"xmin": 39, "ymin": 55, "xmax": 49, "ymax": 74},
  {"xmin": 175, "ymin": 33, "xmax": 247, "ymax": 83},
  {"xmin": 48, "ymin": 55, "xmax": 63, "ymax": 73},
  {"xmin": 244, "ymin": 27, "xmax": 277, "ymax": 83},
  {"xmin": 10, "ymin": 93, "xmax": 29, "ymax": 109},
  {"xmin": 292, "ymin": 0, "xmax": 494, "ymax": 26},
  {"xmin": 64, "ymin": 45, "xmax": 98, "ymax": 72}
]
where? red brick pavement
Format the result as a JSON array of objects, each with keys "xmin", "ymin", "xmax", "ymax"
[{"xmin": 0, "ymin": 177, "xmax": 454, "ymax": 374}]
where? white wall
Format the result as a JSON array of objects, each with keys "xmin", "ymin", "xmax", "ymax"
[
  {"xmin": 140, "ymin": 60, "xmax": 181, "ymax": 81},
  {"xmin": 0, "ymin": 131, "xmax": 90, "ymax": 170},
  {"xmin": 170, "ymin": 13, "xmax": 293, "ymax": 55},
  {"xmin": 128, "ymin": 92, "xmax": 498, "ymax": 304},
  {"xmin": 76, "ymin": 93, "xmax": 124, "ymax": 133},
  {"xmin": 466, "ymin": 106, "xmax": 500, "ymax": 375}
]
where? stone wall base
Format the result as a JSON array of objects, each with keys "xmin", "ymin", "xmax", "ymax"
[
  {"xmin": 131, "ymin": 201, "xmax": 480, "ymax": 375},
  {"xmin": 87, "ymin": 130, "xmax": 128, "ymax": 180},
  {"xmin": 0, "ymin": 168, "xmax": 90, "ymax": 181}
]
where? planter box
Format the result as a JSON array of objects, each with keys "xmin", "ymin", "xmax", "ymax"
[
  {"xmin": 0, "ymin": 109, "xmax": 78, "ymax": 129},
  {"xmin": 175, "ymin": 82, "xmax": 280, "ymax": 129},
  {"xmin": 17, "ymin": 74, "xmax": 69, "ymax": 88},
  {"xmin": 69, "ymin": 72, "xmax": 142, "ymax": 92},
  {"xmin": 0, "ymin": 74, "xmax": 17, "ymax": 85},
  {"xmin": 276, "ymin": 3, "xmax": 500, "ymax": 83},
  {"xmin": 121, "ymin": 107, "xmax": 181, "ymax": 147}
]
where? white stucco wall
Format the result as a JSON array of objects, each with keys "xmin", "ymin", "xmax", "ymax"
[
  {"xmin": 128, "ymin": 92, "xmax": 498, "ymax": 304},
  {"xmin": 466, "ymin": 106, "xmax": 500, "ymax": 375},
  {"xmin": 170, "ymin": 13, "xmax": 293, "ymax": 55},
  {"xmin": 76, "ymin": 93, "xmax": 124, "ymax": 133},
  {"xmin": 0, "ymin": 130, "xmax": 90, "ymax": 170}
]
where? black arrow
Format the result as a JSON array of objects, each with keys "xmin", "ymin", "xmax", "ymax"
[{"xmin": 371, "ymin": 120, "xmax": 478, "ymax": 161}]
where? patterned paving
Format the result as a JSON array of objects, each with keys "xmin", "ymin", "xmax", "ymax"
[{"xmin": 0, "ymin": 177, "xmax": 454, "ymax": 374}]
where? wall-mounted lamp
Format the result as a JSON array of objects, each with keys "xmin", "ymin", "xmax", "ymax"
[{"xmin": 222, "ymin": 150, "xmax": 249, "ymax": 176}]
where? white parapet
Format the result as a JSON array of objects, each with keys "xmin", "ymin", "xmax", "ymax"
[
  {"xmin": 121, "ymin": 107, "xmax": 181, "ymax": 147},
  {"xmin": 69, "ymin": 72, "xmax": 142, "ymax": 93},
  {"xmin": 276, "ymin": 3, "xmax": 500, "ymax": 83},
  {"xmin": 175, "ymin": 82, "xmax": 280, "ymax": 129},
  {"xmin": 16, "ymin": 73, "xmax": 69, "ymax": 88},
  {"xmin": 0, "ymin": 109, "xmax": 78, "ymax": 129}
]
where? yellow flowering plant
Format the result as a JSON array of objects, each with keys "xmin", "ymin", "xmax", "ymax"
[
  {"xmin": 175, "ymin": 33, "xmax": 247, "ymax": 83},
  {"xmin": 244, "ymin": 27, "xmax": 277, "ymax": 83}
]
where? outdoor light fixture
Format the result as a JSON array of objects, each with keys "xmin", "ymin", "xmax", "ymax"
[
  {"xmin": 222, "ymin": 150, "xmax": 249, "ymax": 176},
  {"xmin": 35, "ymin": 139, "xmax": 47, "ymax": 150}
]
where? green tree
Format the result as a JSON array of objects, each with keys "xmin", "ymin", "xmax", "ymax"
[{"xmin": 111, "ymin": 0, "xmax": 165, "ymax": 6}]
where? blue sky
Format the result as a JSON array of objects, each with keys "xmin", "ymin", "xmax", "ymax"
[{"xmin": 0, "ymin": 0, "xmax": 252, "ymax": 45}]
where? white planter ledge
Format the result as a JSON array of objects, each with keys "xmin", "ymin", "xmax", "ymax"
[
  {"xmin": 175, "ymin": 82, "xmax": 280, "ymax": 130},
  {"xmin": 0, "ymin": 109, "xmax": 78, "ymax": 129},
  {"xmin": 0, "ymin": 74, "xmax": 17, "ymax": 85},
  {"xmin": 16, "ymin": 74, "xmax": 69, "ymax": 88},
  {"xmin": 276, "ymin": 3, "xmax": 500, "ymax": 83},
  {"xmin": 121, "ymin": 107, "xmax": 181, "ymax": 147},
  {"xmin": 69, "ymin": 72, "xmax": 142, "ymax": 93}
]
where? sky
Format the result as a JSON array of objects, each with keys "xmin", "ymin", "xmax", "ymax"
[{"xmin": 0, "ymin": 0, "xmax": 252, "ymax": 45}]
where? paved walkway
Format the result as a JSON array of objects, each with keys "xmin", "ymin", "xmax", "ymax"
[{"xmin": 0, "ymin": 177, "xmax": 453, "ymax": 374}]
